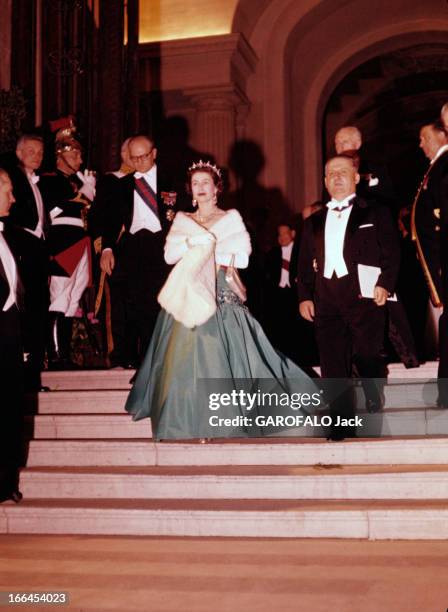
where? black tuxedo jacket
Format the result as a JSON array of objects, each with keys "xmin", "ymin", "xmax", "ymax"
[
  {"xmin": 89, "ymin": 172, "xmax": 122, "ymax": 240},
  {"xmin": 297, "ymin": 197, "xmax": 400, "ymax": 303},
  {"xmin": 265, "ymin": 241, "xmax": 299, "ymax": 289},
  {"xmin": 412, "ymin": 149, "xmax": 448, "ymax": 304},
  {"xmin": 357, "ymin": 154, "xmax": 396, "ymax": 210},
  {"xmin": 7, "ymin": 164, "xmax": 48, "ymax": 234},
  {"xmin": 102, "ymin": 168, "xmax": 174, "ymax": 252},
  {"xmin": 0, "ymin": 220, "xmax": 24, "ymax": 311}
]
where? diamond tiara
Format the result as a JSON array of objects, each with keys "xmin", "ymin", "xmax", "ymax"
[{"xmin": 188, "ymin": 160, "xmax": 222, "ymax": 178}]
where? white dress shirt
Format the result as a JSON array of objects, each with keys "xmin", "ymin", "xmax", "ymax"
[
  {"xmin": 279, "ymin": 241, "xmax": 294, "ymax": 288},
  {"xmin": 0, "ymin": 223, "xmax": 18, "ymax": 311},
  {"xmin": 25, "ymin": 172, "xmax": 45, "ymax": 239},
  {"xmin": 323, "ymin": 193, "xmax": 356, "ymax": 279},
  {"xmin": 431, "ymin": 144, "xmax": 448, "ymax": 165},
  {"xmin": 130, "ymin": 165, "xmax": 162, "ymax": 234}
]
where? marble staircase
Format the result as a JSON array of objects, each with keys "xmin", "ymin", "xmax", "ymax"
[{"xmin": 1, "ymin": 364, "xmax": 447, "ymax": 539}]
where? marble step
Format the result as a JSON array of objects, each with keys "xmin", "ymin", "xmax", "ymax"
[
  {"xmin": 25, "ymin": 414, "xmax": 151, "ymax": 439},
  {"xmin": 27, "ymin": 382, "xmax": 442, "ymax": 415},
  {"xmin": 26, "ymin": 437, "xmax": 448, "ymax": 467},
  {"xmin": 24, "ymin": 408, "xmax": 448, "ymax": 439},
  {"xmin": 1, "ymin": 498, "xmax": 448, "ymax": 539},
  {"xmin": 27, "ymin": 390, "xmax": 128, "ymax": 414},
  {"xmin": 40, "ymin": 363, "xmax": 439, "ymax": 391},
  {"xmin": 18, "ymin": 465, "xmax": 448, "ymax": 500},
  {"xmin": 41, "ymin": 369, "xmax": 134, "ymax": 391}
]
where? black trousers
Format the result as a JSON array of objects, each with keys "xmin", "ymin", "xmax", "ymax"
[
  {"xmin": 437, "ymin": 281, "xmax": 448, "ymax": 404},
  {"xmin": 265, "ymin": 286, "xmax": 318, "ymax": 366},
  {"xmin": 20, "ymin": 232, "xmax": 49, "ymax": 388},
  {"xmin": 109, "ymin": 229, "xmax": 167, "ymax": 365},
  {"xmin": 315, "ymin": 275, "xmax": 386, "ymax": 433},
  {"xmin": 0, "ymin": 306, "xmax": 25, "ymax": 490},
  {"xmin": 315, "ymin": 275, "xmax": 386, "ymax": 378}
]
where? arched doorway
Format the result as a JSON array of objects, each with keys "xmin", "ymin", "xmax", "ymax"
[
  {"xmin": 232, "ymin": 0, "xmax": 448, "ymax": 211},
  {"xmin": 323, "ymin": 42, "xmax": 448, "ymax": 208}
]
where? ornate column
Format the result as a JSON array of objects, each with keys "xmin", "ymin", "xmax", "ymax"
[
  {"xmin": 139, "ymin": 33, "xmax": 257, "ymax": 172},
  {"xmin": 189, "ymin": 90, "xmax": 239, "ymax": 167},
  {"xmin": 97, "ymin": 0, "xmax": 124, "ymax": 171},
  {"xmin": 124, "ymin": 0, "xmax": 139, "ymax": 134}
]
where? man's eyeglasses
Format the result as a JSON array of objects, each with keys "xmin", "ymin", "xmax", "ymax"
[{"xmin": 130, "ymin": 149, "xmax": 154, "ymax": 163}]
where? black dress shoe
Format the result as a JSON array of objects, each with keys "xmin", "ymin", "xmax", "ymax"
[
  {"xmin": 327, "ymin": 433, "xmax": 346, "ymax": 442},
  {"xmin": 25, "ymin": 384, "xmax": 51, "ymax": 393},
  {"xmin": 366, "ymin": 399, "xmax": 383, "ymax": 413},
  {"xmin": 327, "ymin": 428, "xmax": 357, "ymax": 441},
  {"xmin": 109, "ymin": 360, "xmax": 137, "ymax": 370},
  {"xmin": 0, "ymin": 489, "xmax": 23, "ymax": 504}
]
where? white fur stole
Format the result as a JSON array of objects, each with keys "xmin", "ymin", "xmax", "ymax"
[{"xmin": 157, "ymin": 210, "xmax": 251, "ymax": 328}]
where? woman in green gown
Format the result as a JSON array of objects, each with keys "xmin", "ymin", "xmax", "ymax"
[{"xmin": 125, "ymin": 161, "xmax": 318, "ymax": 440}]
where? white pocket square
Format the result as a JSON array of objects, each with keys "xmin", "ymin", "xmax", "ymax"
[{"xmin": 359, "ymin": 224, "xmax": 373, "ymax": 228}]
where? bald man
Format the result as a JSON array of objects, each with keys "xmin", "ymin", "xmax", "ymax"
[
  {"xmin": 298, "ymin": 155, "xmax": 400, "ymax": 438},
  {"xmin": 334, "ymin": 126, "xmax": 396, "ymax": 210},
  {"xmin": 100, "ymin": 134, "xmax": 177, "ymax": 367}
]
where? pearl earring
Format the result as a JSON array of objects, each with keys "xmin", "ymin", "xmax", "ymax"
[{"xmin": 192, "ymin": 199, "xmax": 198, "ymax": 208}]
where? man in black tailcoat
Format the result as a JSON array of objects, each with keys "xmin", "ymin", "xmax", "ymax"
[
  {"xmin": 264, "ymin": 222, "xmax": 317, "ymax": 366},
  {"xmin": 334, "ymin": 126, "xmax": 419, "ymax": 368},
  {"xmin": 411, "ymin": 121, "xmax": 448, "ymax": 407},
  {"xmin": 0, "ymin": 169, "xmax": 25, "ymax": 503},
  {"xmin": 334, "ymin": 126, "xmax": 396, "ymax": 210},
  {"xmin": 6, "ymin": 135, "xmax": 49, "ymax": 391},
  {"xmin": 100, "ymin": 134, "xmax": 177, "ymax": 367},
  {"xmin": 88, "ymin": 137, "xmax": 135, "ymax": 361},
  {"xmin": 298, "ymin": 155, "xmax": 400, "ymax": 439}
]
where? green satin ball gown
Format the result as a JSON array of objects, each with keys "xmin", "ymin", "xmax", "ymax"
[{"xmin": 125, "ymin": 269, "xmax": 317, "ymax": 440}]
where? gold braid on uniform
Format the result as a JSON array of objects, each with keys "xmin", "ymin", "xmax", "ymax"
[{"xmin": 410, "ymin": 168, "xmax": 442, "ymax": 307}]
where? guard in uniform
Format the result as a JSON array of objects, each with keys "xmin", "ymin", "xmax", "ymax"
[
  {"xmin": 411, "ymin": 121, "xmax": 448, "ymax": 406},
  {"xmin": 39, "ymin": 129, "xmax": 96, "ymax": 368}
]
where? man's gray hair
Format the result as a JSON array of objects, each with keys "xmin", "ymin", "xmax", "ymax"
[{"xmin": 16, "ymin": 134, "xmax": 44, "ymax": 150}]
